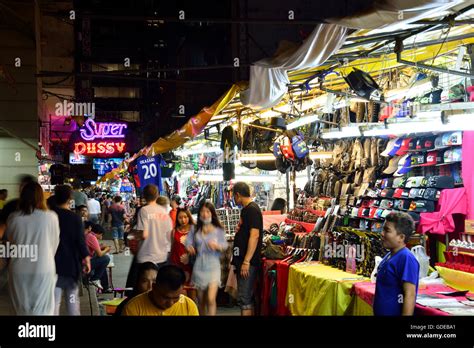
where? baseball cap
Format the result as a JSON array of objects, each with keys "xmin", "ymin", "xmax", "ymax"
[
  {"xmin": 419, "ymin": 136, "xmax": 436, "ymax": 150},
  {"xmin": 411, "ymin": 153, "xmax": 426, "ymax": 167},
  {"xmin": 383, "ymin": 156, "xmax": 402, "ymax": 174},
  {"xmin": 423, "ymin": 188, "xmax": 441, "ymax": 201},
  {"xmin": 393, "ymin": 177, "xmax": 407, "ymax": 188},
  {"xmin": 369, "ymin": 207, "xmax": 378, "ymax": 219},
  {"xmin": 406, "ymin": 176, "xmax": 428, "ymax": 188},
  {"xmin": 408, "ymin": 138, "xmax": 417, "ymax": 151},
  {"xmin": 427, "ymin": 175, "xmax": 455, "ymax": 189},
  {"xmin": 395, "ymin": 138, "xmax": 412, "ymax": 156},
  {"xmin": 434, "ymin": 134, "xmax": 444, "ymax": 149},
  {"xmin": 381, "ymin": 139, "xmax": 397, "ymax": 157},
  {"xmin": 401, "ymin": 189, "xmax": 411, "ymax": 199},
  {"xmin": 409, "ymin": 200, "xmax": 435, "ymax": 213},
  {"xmin": 380, "ymin": 199, "xmax": 394, "ymax": 209},
  {"xmin": 421, "ymin": 151, "xmax": 437, "ymax": 167},
  {"xmin": 443, "ymin": 148, "xmax": 462, "ymax": 163},
  {"xmin": 388, "ymin": 138, "xmax": 403, "ymax": 157},
  {"xmin": 380, "ymin": 188, "xmax": 395, "ymax": 198},
  {"xmin": 394, "ymin": 154, "xmax": 412, "ymax": 176},
  {"xmin": 393, "ymin": 188, "xmax": 404, "ymax": 198}
]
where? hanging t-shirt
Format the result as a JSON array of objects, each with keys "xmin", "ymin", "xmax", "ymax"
[
  {"xmin": 136, "ymin": 155, "xmax": 166, "ymax": 193},
  {"xmin": 373, "ymin": 247, "xmax": 420, "ymax": 316}
]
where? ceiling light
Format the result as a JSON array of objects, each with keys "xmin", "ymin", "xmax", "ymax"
[
  {"xmin": 286, "ymin": 115, "xmax": 319, "ymax": 130},
  {"xmin": 321, "ymin": 126, "xmax": 362, "ymax": 139}
]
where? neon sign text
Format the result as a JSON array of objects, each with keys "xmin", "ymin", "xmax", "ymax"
[
  {"xmin": 74, "ymin": 142, "xmax": 126, "ymax": 155},
  {"xmin": 80, "ymin": 119, "xmax": 127, "ymax": 141}
]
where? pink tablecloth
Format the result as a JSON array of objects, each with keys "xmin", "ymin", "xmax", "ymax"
[{"xmin": 352, "ymin": 282, "xmax": 474, "ymax": 316}]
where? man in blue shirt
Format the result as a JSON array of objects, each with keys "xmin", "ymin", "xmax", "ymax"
[{"xmin": 374, "ymin": 212, "xmax": 420, "ymax": 316}]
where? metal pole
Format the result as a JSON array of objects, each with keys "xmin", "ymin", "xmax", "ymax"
[{"xmin": 286, "ymin": 170, "xmax": 290, "ymax": 213}]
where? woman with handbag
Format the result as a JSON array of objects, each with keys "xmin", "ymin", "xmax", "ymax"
[
  {"xmin": 169, "ymin": 208, "xmax": 197, "ymax": 303},
  {"xmin": 185, "ymin": 202, "xmax": 227, "ymax": 315}
]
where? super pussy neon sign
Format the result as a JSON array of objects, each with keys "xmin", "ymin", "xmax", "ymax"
[
  {"xmin": 80, "ymin": 119, "xmax": 127, "ymax": 141},
  {"xmin": 74, "ymin": 119, "xmax": 127, "ymax": 156}
]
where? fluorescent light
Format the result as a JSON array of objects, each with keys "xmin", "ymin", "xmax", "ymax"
[
  {"xmin": 197, "ymin": 174, "xmax": 279, "ymax": 183},
  {"xmin": 239, "ymin": 153, "xmax": 275, "ymax": 162},
  {"xmin": 321, "ymin": 126, "xmax": 362, "ymax": 139},
  {"xmin": 175, "ymin": 146, "xmax": 222, "ymax": 156},
  {"xmin": 286, "ymin": 115, "xmax": 318, "ymax": 130},
  {"xmin": 416, "ymin": 111, "xmax": 441, "ymax": 118}
]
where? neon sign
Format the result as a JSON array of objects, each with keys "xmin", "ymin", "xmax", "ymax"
[
  {"xmin": 74, "ymin": 119, "xmax": 128, "ymax": 156},
  {"xmin": 74, "ymin": 142, "xmax": 126, "ymax": 155},
  {"xmin": 80, "ymin": 119, "xmax": 127, "ymax": 141}
]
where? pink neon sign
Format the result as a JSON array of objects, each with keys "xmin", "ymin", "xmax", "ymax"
[{"xmin": 80, "ymin": 118, "xmax": 127, "ymax": 141}]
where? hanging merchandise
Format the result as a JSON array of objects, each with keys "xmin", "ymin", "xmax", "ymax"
[
  {"xmin": 136, "ymin": 154, "xmax": 166, "ymax": 193},
  {"xmin": 241, "ymin": 120, "xmax": 278, "ymax": 171},
  {"xmin": 221, "ymin": 126, "xmax": 238, "ymax": 181},
  {"xmin": 343, "ymin": 68, "xmax": 382, "ymax": 100}
]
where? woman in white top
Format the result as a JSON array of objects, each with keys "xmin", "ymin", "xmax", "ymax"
[{"xmin": 6, "ymin": 182, "xmax": 60, "ymax": 315}]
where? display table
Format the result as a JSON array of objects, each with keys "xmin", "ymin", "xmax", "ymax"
[
  {"xmin": 351, "ymin": 281, "xmax": 474, "ymax": 316},
  {"xmin": 436, "ymin": 266, "xmax": 474, "ymax": 292},
  {"xmin": 286, "ymin": 262, "xmax": 368, "ymax": 315}
]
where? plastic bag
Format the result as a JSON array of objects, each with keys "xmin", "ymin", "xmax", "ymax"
[{"xmin": 411, "ymin": 245, "xmax": 430, "ymax": 279}]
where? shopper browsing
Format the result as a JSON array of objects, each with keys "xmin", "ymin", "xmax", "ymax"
[
  {"xmin": 72, "ymin": 180, "xmax": 88, "ymax": 209},
  {"xmin": 185, "ymin": 202, "xmax": 227, "ymax": 316},
  {"xmin": 170, "ymin": 208, "xmax": 197, "ymax": 302},
  {"xmin": 122, "ymin": 264, "xmax": 198, "ymax": 316},
  {"xmin": 231, "ymin": 182, "xmax": 263, "ymax": 316},
  {"xmin": 5, "ymin": 182, "xmax": 60, "ymax": 315},
  {"xmin": 53, "ymin": 185, "xmax": 91, "ymax": 315},
  {"xmin": 374, "ymin": 212, "xmax": 420, "ymax": 316}
]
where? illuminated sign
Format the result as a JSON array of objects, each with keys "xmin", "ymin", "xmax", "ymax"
[
  {"xmin": 69, "ymin": 153, "xmax": 88, "ymax": 164},
  {"xmin": 74, "ymin": 119, "xmax": 128, "ymax": 157},
  {"xmin": 80, "ymin": 119, "xmax": 127, "ymax": 141},
  {"xmin": 74, "ymin": 142, "xmax": 126, "ymax": 155}
]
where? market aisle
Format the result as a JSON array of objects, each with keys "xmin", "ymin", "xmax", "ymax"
[{"xmin": 98, "ymin": 240, "xmax": 241, "ymax": 316}]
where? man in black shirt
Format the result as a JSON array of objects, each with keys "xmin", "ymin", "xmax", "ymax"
[
  {"xmin": 231, "ymin": 182, "xmax": 263, "ymax": 316},
  {"xmin": 53, "ymin": 185, "xmax": 91, "ymax": 315}
]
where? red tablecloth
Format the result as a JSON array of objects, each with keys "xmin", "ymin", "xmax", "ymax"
[
  {"xmin": 284, "ymin": 218, "xmax": 315, "ymax": 232},
  {"xmin": 261, "ymin": 259, "xmax": 291, "ymax": 316},
  {"xmin": 353, "ymin": 281, "xmax": 474, "ymax": 316}
]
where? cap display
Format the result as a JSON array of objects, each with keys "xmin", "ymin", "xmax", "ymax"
[
  {"xmin": 383, "ymin": 156, "xmax": 401, "ymax": 174},
  {"xmin": 434, "ymin": 134, "xmax": 444, "ymax": 149},
  {"xmin": 395, "ymin": 138, "xmax": 412, "ymax": 156},
  {"xmin": 394, "ymin": 154, "xmax": 411, "ymax": 176},
  {"xmin": 396, "ymin": 199, "xmax": 412, "ymax": 210},
  {"xmin": 441, "ymin": 131, "xmax": 463, "ymax": 146},
  {"xmin": 369, "ymin": 207, "xmax": 378, "ymax": 219},
  {"xmin": 420, "ymin": 136, "xmax": 436, "ymax": 150},
  {"xmin": 375, "ymin": 208, "xmax": 384, "ymax": 219},
  {"xmin": 381, "ymin": 209, "xmax": 392, "ymax": 218},
  {"xmin": 401, "ymin": 189, "xmax": 411, "ymax": 199},
  {"xmin": 408, "ymin": 138, "xmax": 417, "ymax": 150}
]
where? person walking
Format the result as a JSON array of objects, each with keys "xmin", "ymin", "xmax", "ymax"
[
  {"xmin": 5, "ymin": 182, "xmax": 60, "ymax": 315},
  {"xmin": 71, "ymin": 180, "xmax": 88, "ymax": 210},
  {"xmin": 52, "ymin": 185, "xmax": 91, "ymax": 315},
  {"xmin": 108, "ymin": 196, "xmax": 126, "ymax": 254},
  {"xmin": 231, "ymin": 182, "xmax": 263, "ymax": 316},
  {"xmin": 185, "ymin": 202, "xmax": 227, "ymax": 316},
  {"xmin": 170, "ymin": 208, "xmax": 197, "ymax": 302}
]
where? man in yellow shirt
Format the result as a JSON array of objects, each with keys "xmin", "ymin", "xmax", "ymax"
[{"xmin": 123, "ymin": 265, "xmax": 199, "ymax": 316}]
